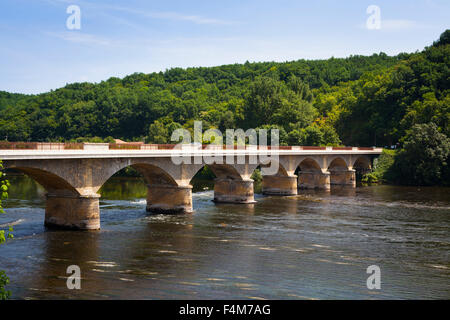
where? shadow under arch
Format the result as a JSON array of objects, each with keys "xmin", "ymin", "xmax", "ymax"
[
  {"xmin": 206, "ymin": 164, "xmax": 245, "ymax": 181},
  {"xmin": 98, "ymin": 162, "xmax": 178, "ymax": 193},
  {"xmin": 259, "ymin": 160, "xmax": 288, "ymax": 176},
  {"xmin": 188, "ymin": 165, "xmax": 216, "ymax": 193},
  {"xmin": 353, "ymin": 156, "xmax": 372, "ymax": 181},
  {"xmin": 296, "ymin": 157, "xmax": 323, "ymax": 173},
  {"xmin": 8, "ymin": 167, "xmax": 80, "ymax": 197},
  {"xmin": 327, "ymin": 157, "xmax": 349, "ymax": 172}
]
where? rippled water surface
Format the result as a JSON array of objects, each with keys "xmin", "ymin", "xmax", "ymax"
[{"xmin": 1, "ymin": 175, "xmax": 449, "ymax": 299}]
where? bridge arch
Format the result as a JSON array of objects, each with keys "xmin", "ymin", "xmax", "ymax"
[
  {"xmin": 353, "ymin": 156, "xmax": 372, "ymax": 171},
  {"xmin": 131, "ymin": 163, "xmax": 178, "ymax": 186},
  {"xmin": 96, "ymin": 161, "xmax": 188, "ymax": 215},
  {"xmin": 3, "ymin": 163, "xmax": 100, "ymax": 230},
  {"xmin": 208, "ymin": 164, "xmax": 246, "ymax": 181},
  {"xmin": 6, "ymin": 166, "xmax": 79, "ymax": 197},
  {"xmin": 327, "ymin": 157, "xmax": 349, "ymax": 171},
  {"xmin": 297, "ymin": 157, "xmax": 323, "ymax": 172},
  {"xmin": 94, "ymin": 160, "xmax": 179, "ymax": 194},
  {"xmin": 259, "ymin": 160, "xmax": 297, "ymax": 196},
  {"xmin": 183, "ymin": 161, "xmax": 257, "ymax": 183},
  {"xmin": 353, "ymin": 156, "xmax": 372, "ymax": 180},
  {"xmin": 258, "ymin": 160, "xmax": 289, "ymax": 177},
  {"xmin": 295, "ymin": 157, "xmax": 330, "ymax": 190},
  {"xmin": 328, "ymin": 157, "xmax": 355, "ymax": 187}
]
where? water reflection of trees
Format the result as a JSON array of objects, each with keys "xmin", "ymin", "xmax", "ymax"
[
  {"xmin": 99, "ymin": 177, "xmax": 147, "ymax": 200},
  {"xmin": 6, "ymin": 173, "xmax": 46, "ymax": 200}
]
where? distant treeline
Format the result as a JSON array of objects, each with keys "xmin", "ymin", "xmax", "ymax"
[{"xmin": 0, "ymin": 30, "xmax": 449, "ymax": 185}]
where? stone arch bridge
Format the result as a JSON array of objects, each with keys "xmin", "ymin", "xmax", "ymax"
[{"xmin": 1, "ymin": 145, "xmax": 382, "ymax": 230}]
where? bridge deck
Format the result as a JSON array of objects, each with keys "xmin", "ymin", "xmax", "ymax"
[{"xmin": 0, "ymin": 147, "xmax": 383, "ymax": 160}]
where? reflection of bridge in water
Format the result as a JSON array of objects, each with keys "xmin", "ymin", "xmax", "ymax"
[{"xmin": 1, "ymin": 143, "xmax": 382, "ymax": 230}]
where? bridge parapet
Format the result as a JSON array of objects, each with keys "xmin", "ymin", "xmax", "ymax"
[{"xmin": 0, "ymin": 141, "xmax": 382, "ymax": 152}]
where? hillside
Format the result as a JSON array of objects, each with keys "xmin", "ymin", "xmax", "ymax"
[
  {"xmin": 0, "ymin": 31, "xmax": 447, "ymax": 150},
  {"xmin": 0, "ymin": 53, "xmax": 401, "ymax": 144}
]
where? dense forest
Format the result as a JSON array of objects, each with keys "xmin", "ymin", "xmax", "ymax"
[{"xmin": 0, "ymin": 30, "xmax": 449, "ymax": 185}]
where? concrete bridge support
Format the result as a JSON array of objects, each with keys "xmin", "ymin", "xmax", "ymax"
[
  {"xmin": 298, "ymin": 171, "xmax": 331, "ymax": 190},
  {"xmin": 329, "ymin": 169, "xmax": 356, "ymax": 187},
  {"xmin": 213, "ymin": 178, "xmax": 255, "ymax": 203},
  {"xmin": 262, "ymin": 175, "xmax": 298, "ymax": 195},
  {"xmin": 146, "ymin": 184, "xmax": 193, "ymax": 214},
  {"xmin": 45, "ymin": 193, "xmax": 101, "ymax": 230}
]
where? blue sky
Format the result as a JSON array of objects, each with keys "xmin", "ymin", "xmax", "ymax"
[{"xmin": 0, "ymin": 0, "xmax": 448, "ymax": 94}]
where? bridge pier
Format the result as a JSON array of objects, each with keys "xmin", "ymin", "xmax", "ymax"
[
  {"xmin": 330, "ymin": 169, "xmax": 356, "ymax": 187},
  {"xmin": 298, "ymin": 171, "xmax": 331, "ymax": 190},
  {"xmin": 146, "ymin": 184, "xmax": 193, "ymax": 214},
  {"xmin": 45, "ymin": 194, "xmax": 101, "ymax": 230},
  {"xmin": 262, "ymin": 175, "xmax": 298, "ymax": 196},
  {"xmin": 213, "ymin": 178, "xmax": 255, "ymax": 203}
]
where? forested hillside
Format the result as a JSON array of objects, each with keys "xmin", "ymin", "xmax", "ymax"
[
  {"xmin": 316, "ymin": 31, "xmax": 449, "ymax": 147},
  {"xmin": 0, "ymin": 50, "xmax": 402, "ymax": 144},
  {"xmin": 0, "ymin": 30, "xmax": 448, "ymax": 185}
]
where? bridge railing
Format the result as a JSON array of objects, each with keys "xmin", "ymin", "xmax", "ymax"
[
  {"xmin": 109, "ymin": 143, "xmax": 142, "ymax": 150},
  {"xmin": 0, "ymin": 142, "xmax": 376, "ymax": 151},
  {"xmin": 37, "ymin": 143, "xmax": 84, "ymax": 150},
  {"xmin": 0, "ymin": 142, "xmax": 38, "ymax": 149},
  {"xmin": 64, "ymin": 143, "xmax": 84, "ymax": 149}
]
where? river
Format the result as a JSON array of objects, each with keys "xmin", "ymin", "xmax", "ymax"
[{"xmin": 0, "ymin": 174, "xmax": 449, "ymax": 299}]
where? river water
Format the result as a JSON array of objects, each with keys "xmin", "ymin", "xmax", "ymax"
[{"xmin": 0, "ymin": 175, "xmax": 449, "ymax": 299}]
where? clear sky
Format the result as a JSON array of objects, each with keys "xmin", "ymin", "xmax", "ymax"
[{"xmin": 1, "ymin": 0, "xmax": 448, "ymax": 94}]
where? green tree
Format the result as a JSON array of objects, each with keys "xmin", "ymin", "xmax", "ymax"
[
  {"xmin": 393, "ymin": 123, "xmax": 450, "ymax": 185},
  {"xmin": 287, "ymin": 123, "xmax": 341, "ymax": 146},
  {"xmin": 433, "ymin": 29, "xmax": 450, "ymax": 46},
  {"xmin": 370, "ymin": 149, "xmax": 396, "ymax": 183},
  {"xmin": 146, "ymin": 120, "xmax": 168, "ymax": 144},
  {"xmin": 244, "ymin": 76, "xmax": 317, "ymax": 134},
  {"xmin": 243, "ymin": 77, "xmax": 286, "ymax": 129},
  {"xmin": 146, "ymin": 118, "xmax": 182, "ymax": 144}
]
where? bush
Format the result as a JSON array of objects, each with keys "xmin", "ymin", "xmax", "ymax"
[
  {"xmin": 372, "ymin": 149, "xmax": 396, "ymax": 182},
  {"xmin": 0, "ymin": 161, "xmax": 12, "ymax": 300},
  {"xmin": 251, "ymin": 168, "xmax": 262, "ymax": 182},
  {"xmin": 361, "ymin": 172, "xmax": 379, "ymax": 184},
  {"xmin": 393, "ymin": 123, "xmax": 449, "ymax": 186},
  {"xmin": 0, "ymin": 270, "xmax": 10, "ymax": 300}
]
